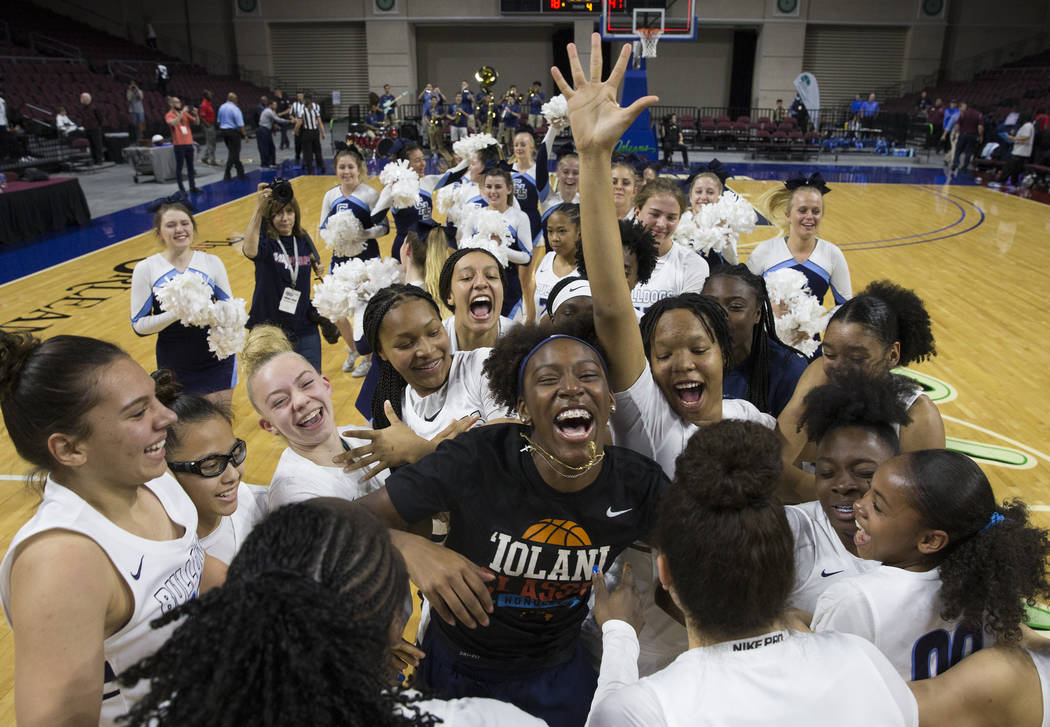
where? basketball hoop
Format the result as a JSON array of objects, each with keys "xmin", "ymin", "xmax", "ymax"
[{"xmin": 637, "ymin": 27, "xmax": 663, "ymax": 58}]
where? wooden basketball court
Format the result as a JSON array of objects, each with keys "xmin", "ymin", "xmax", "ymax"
[{"xmin": 0, "ymin": 174, "xmax": 1048, "ymax": 719}]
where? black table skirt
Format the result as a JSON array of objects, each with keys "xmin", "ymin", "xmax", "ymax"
[{"xmin": 0, "ymin": 178, "xmax": 91, "ymax": 246}]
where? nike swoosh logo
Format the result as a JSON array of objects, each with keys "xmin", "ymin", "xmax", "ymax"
[
  {"xmin": 821, "ymin": 569, "xmax": 844, "ymax": 578},
  {"xmin": 130, "ymin": 556, "xmax": 144, "ymax": 581},
  {"xmin": 606, "ymin": 507, "xmax": 632, "ymax": 518}
]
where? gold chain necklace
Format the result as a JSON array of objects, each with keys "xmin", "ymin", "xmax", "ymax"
[{"xmin": 519, "ymin": 432, "xmax": 605, "ymax": 479}]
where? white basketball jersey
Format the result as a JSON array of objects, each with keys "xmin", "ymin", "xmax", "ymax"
[
  {"xmin": 198, "ymin": 483, "xmax": 268, "ymax": 565},
  {"xmin": 0, "ymin": 473, "xmax": 204, "ymax": 726},
  {"xmin": 630, "ymin": 243, "xmax": 710, "ymax": 314},
  {"xmin": 813, "ymin": 566, "xmax": 993, "ymax": 681},
  {"xmin": 442, "ymin": 315, "xmax": 517, "ymax": 353},
  {"xmin": 401, "ymin": 349, "xmax": 507, "ymax": 442},
  {"xmin": 786, "ymin": 500, "xmax": 878, "ymax": 613},
  {"xmin": 588, "ymin": 623, "xmax": 918, "ymax": 727},
  {"xmin": 268, "ymin": 436, "xmax": 387, "ymax": 510},
  {"xmin": 533, "ymin": 250, "xmax": 575, "ymax": 316}
]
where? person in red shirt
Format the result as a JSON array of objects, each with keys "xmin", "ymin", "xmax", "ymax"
[
  {"xmin": 198, "ymin": 90, "xmax": 218, "ymax": 166},
  {"xmin": 951, "ymin": 101, "xmax": 984, "ymax": 174},
  {"xmin": 166, "ymin": 96, "xmax": 202, "ymax": 194}
]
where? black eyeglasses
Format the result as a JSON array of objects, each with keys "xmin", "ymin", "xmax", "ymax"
[{"xmin": 168, "ymin": 439, "xmax": 247, "ymax": 477}]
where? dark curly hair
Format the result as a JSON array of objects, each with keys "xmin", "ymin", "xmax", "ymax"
[
  {"xmin": 362, "ymin": 284, "xmax": 444, "ymax": 429},
  {"xmin": 798, "ymin": 368, "xmax": 914, "ymax": 451},
  {"xmin": 151, "ymin": 369, "xmax": 233, "ymax": 453},
  {"xmin": 639, "ymin": 293, "xmax": 732, "ymax": 374},
  {"xmin": 901, "ymin": 450, "xmax": 1050, "ymax": 645},
  {"xmin": 0, "ymin": 331, "xmax": 128, "ymax": 489},
  {"xmin": 828, "ymin": 280, "xmax": 936, "ymax": 367},
  {"xmin": 656, "ymin": 420, "xmax": 791, "ymax": 640},
  {"xmin": 437, "ymin": 247, "xmax": 508, "ymax": 312},
  {"xmin": 703, "ymin": 265, "xmax": 805, "ymax": 414},
  {"xmin": 118, "ymin": 499, "xmax": 436, "ymax": 726},
  {"xmin": 575, "ymin": 218, "xmax": 658, "ymax": 288},
  {"xmin": 483, "ymin": 317, "xmax": 607, "ymax": 412}
]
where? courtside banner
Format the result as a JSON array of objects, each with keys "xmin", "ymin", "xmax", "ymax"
[{"xmin": 794, "ymin": 72, "xmax": 821, "ymax": 128}]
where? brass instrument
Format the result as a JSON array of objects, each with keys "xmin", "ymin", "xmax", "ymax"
[{"xmin": 475, "ymin": 65, "xmax": 499, "ymax": 134}]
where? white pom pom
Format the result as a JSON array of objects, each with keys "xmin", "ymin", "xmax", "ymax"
[
  {"xmin": 453, "ymin": 133, "xmax": 499, "ymax": 160},
  {"xmin": 765, "ymin": 268, "xmax": 826, "ymax": 356},
  {"xmin": 312, "ymin": 274, "xmax": 354, "ymax": 322},
  {"xmin": 156, "ymin": 271, "xmax": 215, "ymax": 327},
  {"xmin": 674, "ymin": 209, "xmax": 732, "ymax": 254},
  {"xmin": 720, "ymin": 190, "xmax": 757, "ymax": 235},
  {"xmin": 462, "ymin": 236, "xmax": 509, "ymax": 268},
  {"xmin": 541, "ymin": 95, "xmax": 570, "ymax": 132},
  {"xmin": 319, "ymin": 209, "xmax": 366, "ymax": 258},
  {"xmin": 206, "ymin": 298, "xmax": 249, "ymax": 360},
  {"xmin": 460, "ymin": 208, "xmax": 517, "ymax": 267},
  {"xmin": 436, "ymin": 185, "xmax": 458, "ymax": 215},
  {"xmin": 379, "ymin": 159, "xmax": 421, "ymax": 209}
]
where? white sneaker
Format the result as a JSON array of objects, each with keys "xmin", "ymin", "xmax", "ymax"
[
  {"xmin": 351, "ymin": 356, "xmax": 373, "ymax": 378},
  {"xmin": 341, "ymin": 353, "xmax": 356, "ymax": 372}
]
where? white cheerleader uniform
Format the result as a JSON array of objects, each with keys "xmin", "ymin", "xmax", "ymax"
[
  {"xmin": 786, "ymin": 500, "xmax": 878, "ymax": 613},
  {"xmin": 630, "ymin": 244, "xmax": 710, "ymax": 315},
  {"xmin": 813, "ymin": 565, "xmax": 993, "ymax": 681},
  {"xmin": 745, "ymin": 236, "xmax": 852, "ymax": 306},
  {"xmin": 319, "ymin": 182, "xmax": 386, "ymax": 265},
  {"xmin": 533, "ymin": 250, "xmax": 577, "ymax": 317},
  {"xmin": 586, "ymin": 622, "xmax": 918, "ymax": 727},
  {"xmin": 400, "ymin": 348, "xmax": 508, "ymax": 442},
  {"xmin": 198, "ymin": 483, "xmax": 268, "ymax": 565},
  {"xmin": 442, "ymin": 315, "xmax": 517, "ymax": 353},
  {"xmin": 268, "ymin": 434, "xmax": 388, "ymax": 510},
  {"xmin": 0, "ymin": 473, "xmax": 205, "ymax": 726}
]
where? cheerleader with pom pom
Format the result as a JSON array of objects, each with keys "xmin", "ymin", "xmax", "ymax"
[
  {"xmin": 764, "ymin": 267, "xmax": 830, "ymax": 359},
  {"xmin": 319, "ymin": 146, "xmax": 389, "ymax": 375},
  {"xmin": 676, "ymin": 161, "xmax": 751, "ymax": 267},
  {"xmin": 131, "ymin": 202, "xmax": 238, "ymax": 405},
  {"xmin": 461, "ymin": 164, "xmax": 535, "ymax": 320},
  {"xmin": 748, "ymin": 174, "xmax": 852, "ymax": 306},
  {"xmin": 372, "ymin": 140, "xmax": 471, "ymax": 260}
]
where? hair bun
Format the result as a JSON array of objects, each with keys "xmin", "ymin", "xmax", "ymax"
[
  {"xmin": 674, "ymin": 420, "xmax": 781, "ymax": 512},
  {"xmin": 241, "ymin": 325, "xmax": 294, "ymax": 381},
  {"xmin": 150, "ymin": 369, "xmax": 183, "ymax": 408},
  {"xmin": 0, "ymin": 331, "xmax": 43, "ymax": 403}
]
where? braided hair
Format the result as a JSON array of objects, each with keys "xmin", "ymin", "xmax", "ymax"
[
  {"xmin": 119, "ymin": 500, "xmax": 437, "ymax": 726},
  {"xmin": 363, "ymin": 284, "xmax": 444, "ymax": 428},
  {"xmin": 703, "ymin": 265, "xmax": 804, "ymax": 414},
  {"xmin": 639, "ymin": 293, "xmax": 733, "ymax": 374}
]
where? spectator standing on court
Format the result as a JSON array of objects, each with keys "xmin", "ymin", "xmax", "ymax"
[
  {"xmin": 926, "ymin": 97, "xmax": 945, "ymax": 149},
  {"xmin": 218, "ymin": 92, "xmax": 247, "ymax": 181},
  {"xmin": 951, "ymin": 101, "xmax": 983, "ymax": 174},
  {"xmin": 252, "ymin": 96, "xmax": 268, "ymax": 130},
  {"xmin": 1001, "ymin": 110, "xmax": 1034, "ymax": 187},
  {"xmin": 295, "ymin": 93, "xmax": 325, "ymax": 175},
  {"xmin": 274, "ymin": 89, "xmax": 292, "ymax": 149},
  {"xmin": 156, "ymin": 63, "xmax": 170, "ymax": 96},
  {"xmin": 198, "ymin": 89, "xmax": 218, "ymax": 165},
  {"xmin": 166, "ymin": 95, "xmax": 201, "ymax": 195},
  {"xmin": 78, "ymin": 91, "xmax": 104, "ymax": 165},
  {"xmin": 127, "ymin": 81, "xmax": 145, "ymax": 143},
  {"xmin": 258, "ymin": 99, "xmax": 291, "ymax": 168}
]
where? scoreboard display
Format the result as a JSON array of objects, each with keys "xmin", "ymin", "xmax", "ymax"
[{"xmin": 500, "ymin": 0, "xmax": 632, "ymax": 12}]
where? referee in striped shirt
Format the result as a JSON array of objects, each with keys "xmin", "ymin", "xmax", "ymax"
[
  {"xmin": 295, "ymin": 93, "xmax": 326, "ymax": 174},
  {"xmin": 290, "ymin": 92, "xmax": 305, "ymax": 165}
]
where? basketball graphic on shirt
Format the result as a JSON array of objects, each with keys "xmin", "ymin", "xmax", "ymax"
[{"xmin": 522, "ymin": 519, "xmax": 591, "ymax": 547}]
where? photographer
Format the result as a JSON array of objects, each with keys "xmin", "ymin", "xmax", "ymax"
[
  {"xmin": 241, "ymin": 179, "xmax": 324, "ymax": 371},
  {"xmin": 127, "ymin": 81, "xmax": 145, "ymax": 142},
  {"xmin": 165, "ymin": 95, "xmax": 201, "ymax": 194}
]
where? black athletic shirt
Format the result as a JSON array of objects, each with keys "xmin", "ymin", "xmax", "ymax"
[
  {"xmin": 386, "ymin": 423, "xmax": 669, "ymax": 670},
  {"xmin": 246, "ymin": 232, "xmax": 317, "ymax": 336}
]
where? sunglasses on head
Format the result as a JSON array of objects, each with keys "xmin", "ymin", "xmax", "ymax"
[{"xmin": 168, "ymin": 439, "xmax": 247, "ymax": 477}]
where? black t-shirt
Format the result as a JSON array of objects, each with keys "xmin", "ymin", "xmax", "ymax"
[
  {"xmin": 386, "ymin": 423, "xmax": 669, "ymax": 669},
  {"xmin": 247, "ymin": 233, "xmax": 317, "ymax": 336}
]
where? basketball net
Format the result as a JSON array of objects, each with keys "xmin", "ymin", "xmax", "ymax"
[{"xmin": 638, "ymin": 28, "xmax": 662, "ymax": 58}]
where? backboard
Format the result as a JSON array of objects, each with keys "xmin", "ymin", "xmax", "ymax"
[{"xmin": 601, "ymin": 0, "xmax": 697, "ymax": 42}]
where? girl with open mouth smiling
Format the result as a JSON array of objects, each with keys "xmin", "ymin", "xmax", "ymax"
[
  {"xmin": 812, "ymin": 449, "xmax": 1050, "ymax": 682},
  {"xmin": 353, "ymin": 321, "xmax": 669, "ymax": 727},
  {"xmin": 786, "ymin": 369, "xmax": 913, "ymax": 615},
  {"xmin": 439, "ymin": 247, "xmax": 516, "ymax": 352},
  {"xmin": 152, "ymin": 369, "xmax": 267, "ymax": 566},
  {"xmin": 240, "ymin": 325, "xmax": 385, "ymax": 510}
]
